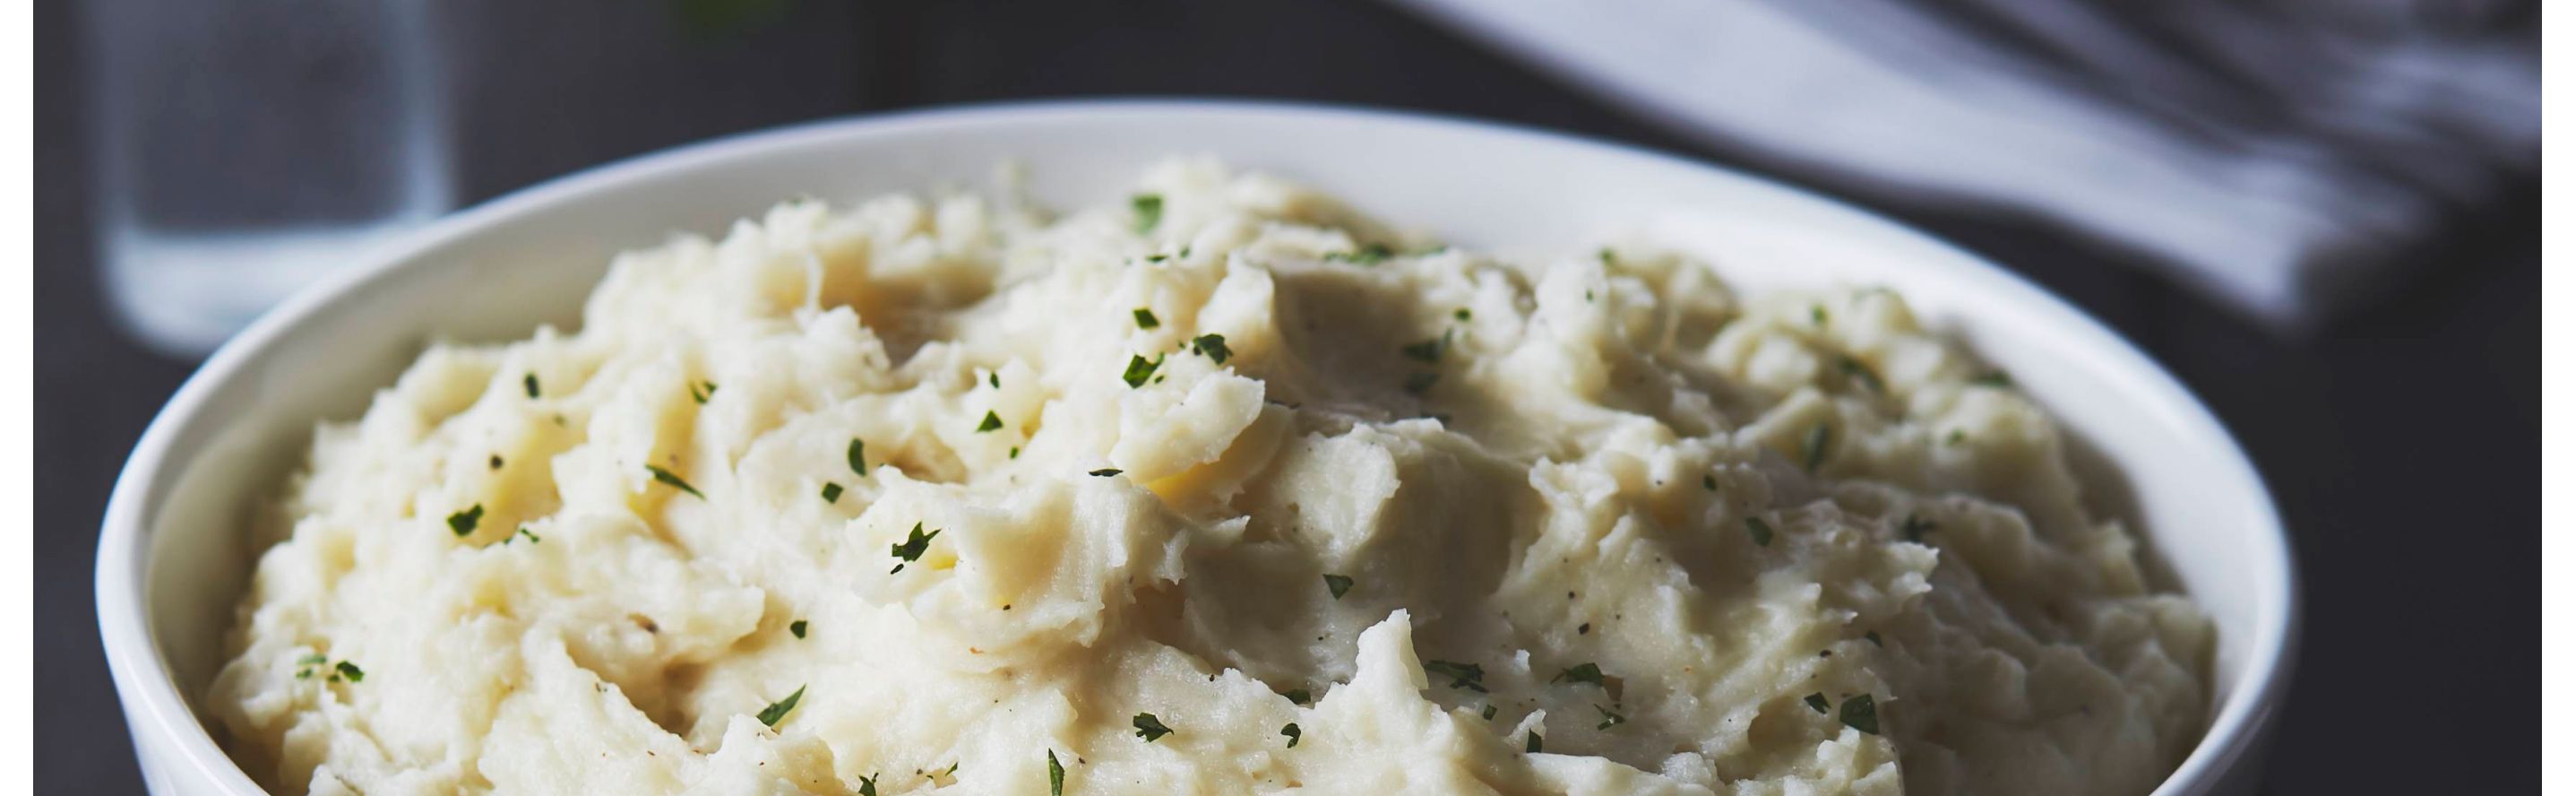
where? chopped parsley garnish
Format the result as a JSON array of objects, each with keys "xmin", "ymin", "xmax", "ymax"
[
  {"xmin": 1421, "ymin": 660, "xmax": 1487, "ymax": 693},
  {"xmin": 447, "ymin": 504, "xmax": 485, "ymax": 537},
  {"xmin": 489, "ymin": 454, "xmax": 504, "ymax": 471},
  {"xmin": 690, "ymin": 380, "xmax": 718, "ymax": 404},
  {"xmin": 889, "ymin": 523, "xmax": 940, "ymax": 573},
  {"xmin": 789, "ymin": 619, "xmax": 808, "ymax": 639},
  {"xmin": 989, "ymin": 372, "xmax": 1000, "ymax": 389},
  {"xmin": 1745, "ymin": 516, "xmax": 1775, "ymax": 547},
  {"xmin": 1454, "ymin": 308, "xmax": 1471, "ymax": 321},
  {"xmin": 1800, "ymin": 425, "xmax": 1831, "ymax": 472},
  {"xmin": 1945, "ymin": 429, "xmax": 1967, "ymax": 446},
  {"xmin": 523, "ymin": 374, "xmax": 540, "ymax": 398},
  {"xmin": 1839, "ymin": 694, "xmax": 1880, "ymax": 734},
  {"xmin": 1322, "ymin": 574, "xmax": 1354, "ymax": 600},
  {"xmin": 1402, "ymin": 372, "xmax": 1440, "ymax": 395},
  {"xmin": 1123, "ymin": 354, "xmax": 1163, "ymax": 388},
  {"xmin": 1047, "ymin": 750, "xmax": 1064, "ymax": 795},
  {"xmin": 1596, "ymin": 247, "xmax": 1615, "ymax": 264},
  {"xmin": 977, "ymin": 411, "xmax": 1004, "ymax": 433},
  {"xmin": 1900, "ymin": 514, "xmax": 1935, "ymax": 542},
  {"xmin": 1837, "ymin": 356, "xmax": 1883, "ymax": 393},
  {"xmin": 1702, "ymin": 474, "xmax": 1718, "ymax": 491},
  {"xmin": 646, "ymin": 465, "xmax": 704, "ymax": 498},
  {"xmin": 1865, "ymin": 630, "xmax": 1884, "ymax": 647},
  {"xmin": 861, "ymin": 773, "xmax": 882, "ymax": 796},
  {"xmin": 1810, "ymin": 305, "xmax": 1828, "ymax": 325},
  {"xmin": 1324, "ymin": 242, "xmax": 1394, "ymax": 264},
  {"xmin": 513, "ymin": 527, "xmax": 540, "ymax": 544},
  {"xmin": 332, "ymin": 661, "xmax": 364, "ymax": 683},
  {"xmin": 756, "ymin": 685, "xmax": 805, "ymax": 728},
  {"xmin": 1191, "ymin": 333, "xmax": 1232, "ymax": 365},
  {"xmin": 1594, "ymin": 705, "xmax": 1626, "ymax": 730},
  {"xmin": 1133, "ymin": 307, "xmax": 1160, "ymax": 329},
  {"xmin": 1283, "ymin": 688, "xmax": 1313, "ymax": 705},
  {"xmin": 1132, "ymin": 713, "xmax": 1173, "ymax": 742},
  {"xmin": 1131, "ymin": 195, "xmax": 1163, "ymax": 234},
  {"xmin": 294, "ymin": 653, "xmax": 327, "ymax": 679},
  {"xmin": 1525, "ymin": 731, "xmax": 1543, "ymax": 754},
  {"xmin": 822, "ymin": 482, "xmax": 844, "ymax": 503},
  {"xmin": 1552, "ymin": 662, "xmax": 1606, "ymax": 688},
  {"xmin": 1481, "ymin": 704, "xmax": 1498, "ymax": 721},
  {"xmin": 1970, "ymin": 370, "xmax": 2014, "ymax": 388},
  {"xmin": 1280, "ymin": 722, "xmax": 1302, "ymax": 748},
  {"xmin": 1090, "ymin": 468, "xmax": 1124, "ymax": 477},
  {"xmin": 1009, "ymin": 446, "xmax": 1021, "ymax": 459},
  {"xmin": 1400, "ymin": 331, "xmax": 1452, "ymax": 364},
  {"xmin": 1805, "ymin": 692, "xmax": 1831, "ymax": 714}
]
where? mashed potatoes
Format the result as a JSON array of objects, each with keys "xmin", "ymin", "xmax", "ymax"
[{"xmin": 208, "ymin": 160, "xmax": 2210, "ymax": 796}]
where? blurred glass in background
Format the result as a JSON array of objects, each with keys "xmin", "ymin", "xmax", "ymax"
[
  {"xmin": 84, "ymin": 0, "xmax": 451, "ymax": 355},
  {"xmin": 77, "ymin": 0, "xmax": 859, "ymax": 357}
]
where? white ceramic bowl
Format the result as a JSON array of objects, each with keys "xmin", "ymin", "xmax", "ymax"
[{"xmin": 98, "ymin": 100, "xmax": 2297, "ymax": 795}]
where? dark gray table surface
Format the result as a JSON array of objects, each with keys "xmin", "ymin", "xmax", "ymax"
[{"xmin": 37, "ymin": 0, "xmax": 2537, "ymax": 792}]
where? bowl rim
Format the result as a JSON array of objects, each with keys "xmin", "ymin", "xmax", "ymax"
[{"xmin": 95, "ymin": 97, "xmax": 2299, "ymax": 794}]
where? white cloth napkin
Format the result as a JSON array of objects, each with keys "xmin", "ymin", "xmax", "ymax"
[{"xmin": 1394, "ymin": 0, "xmax": 2537, "ymax": 332}]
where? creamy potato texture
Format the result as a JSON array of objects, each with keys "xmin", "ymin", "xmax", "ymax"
[{"xmin": 209, "ymin": 160, "xmax": 2210, "ymax": 795}]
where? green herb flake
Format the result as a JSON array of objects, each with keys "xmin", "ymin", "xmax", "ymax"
[
  {"xmin": 977, "ymin": 411, "xmax": 1004, "ymax": 433},
  {"xmin": 1702, "ymin": 474, "xmax": 1718, "ymax": 491},
  {"xmin": 1745, "ymin": 516, "xmax": 1775, "ymax": 547},
  {"xmin": 1805, "ymin": 692, "xmax": 1831, "ymax": 714},
  {"xmin": 1839, "ymin": 693, "xmax": 1880, "ymax": 734},
  {"xmin": 1800, "ymin": 424, "xmax": 1832, "ymax": 472},
  {"xmin": 1552, "ymin": 662, "xmax": 1606, "ymax": 688},
  {"xmin": 446, "ymin": 504, "xmax": 485, "ymax": 537},
  {"xmin": 789, "ymin": 619, "xmax": 808, "ymax": 639},
  {"xmin": 1122, "ymin": 354, "xmax": 1164, "ymax": 388},
  {"xmin": 332, "ymin": 661, "xmax": 364, "ymax": 683},
  {"xmin": 646, "ymin": 465, "xmax": 704, "ymax": 498},
  {"xmin": 1594, "ymin": 705, "xmax": 1626, "ymax": 730},
  {"xmin": 1325, "ymin": 242, "xmax": 1394, "ymax": 265},
  {"xmin": 1322, "ymin": 574, "xmax": 1354, "ymax": 600},
  {"xmin": 1946, "ymin": 429, "xmax": 1967, "ymax": 446},
  {"xmin": 1280, "ymin": 722, "xmax": 1302, "ymax": 748},
  {"xmin": 1400, "ymin": 330, "xmax": 1452, "ymax": 364},
  {"xmin": 690, "ymin": 380, "xmax": 718, "ymax": 404},
  {"xmin": 1090, "ymin": 468, "xmax": 1124, "ymax": 477},
  {"xmin": 295, "ymin": 653, "xmax": 327, "ymax": 679},
  {"xmin": 513, "ymin": 527, "xmax": 540, "ymax": 544},
  {"xmin": 1191, "ymin": 333, "xmax": 1232, "ymax": 365},
  {"xmin": 1403, "ymin": 371, "xmax": 1440, "ymax": 395},
  {"xmin": 822, "ymin": 482, "xmax": 844, "ymax": 503},
  {"xmin": 1900, "ymin": 514, "xmax": 1935, "ymax": 543},
  {"xmin": 1865, "ymin": 630, "xmax": 1884, "ymax": 647},
  {"xmin": 1009, "ymin": 446, "xmax": 1021, "ymax": 459},
  {"xmin": 889, "ymin": 523, "xmax": 940, "ymax": 574},
  {"xmin": 1837, "ymin": 356, "xmax": 1883, "ymax": 393},
  {"xmin": 1481, "ymin": 704, "xmax": 1498, "ymax": 721},
  {"xmin": 1133, "ymin": 307, "xmax": 1160, "ymax": 329},
  {"xmin": 1970, "ymin": 370, "xmax": 2014, "ymax": 388},
  {"xmin": 848, "ymin": 438, "xmax": 867, "ymax": 476},
  {"xmin": 1047, "ymin": 750, "xmax": 1065, "ymax": 796},
  {"xmin": 1597, "ymin": 247, "xmax": 1615, "ymax": 264},
  {"xmin": 523, "ymin": 374, "xmax": 540, "ymax": 398},
  {"xmin": 989, "ymin": 372, "xmax": 1000, "ymax": 389},
  {"xmin": 1422, "ymin": 660, "xmax": 1488, "ymax": 693},
  {"xmin": 1525, "ymin": 731, "xmax": 1544, "ymax": 754},
  {"xmin": 1132, "ymin": 195, "xmax": 1164, "ymax": 235},
  {"xmin": 756, "ymin": 685, "xmax": 806, "ymax": 728},
  {"xmin": 860, "ymin": 773, "xmax": 881, "ymax": 796},
  {"xmin": 1454, "ymin": 308, "xmax": 1472, "ymax": 321},
  {"xmin": 1811, "ymin": 305, "xmax": 1828, "ymax": 325},
  {"xmin": 1132, "ymin": 713, "xmax": 1173, "ymax": 742},
  {"xmin": 1283, "ymin": 688, "xmax": 1313, "ymax": 705}
]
